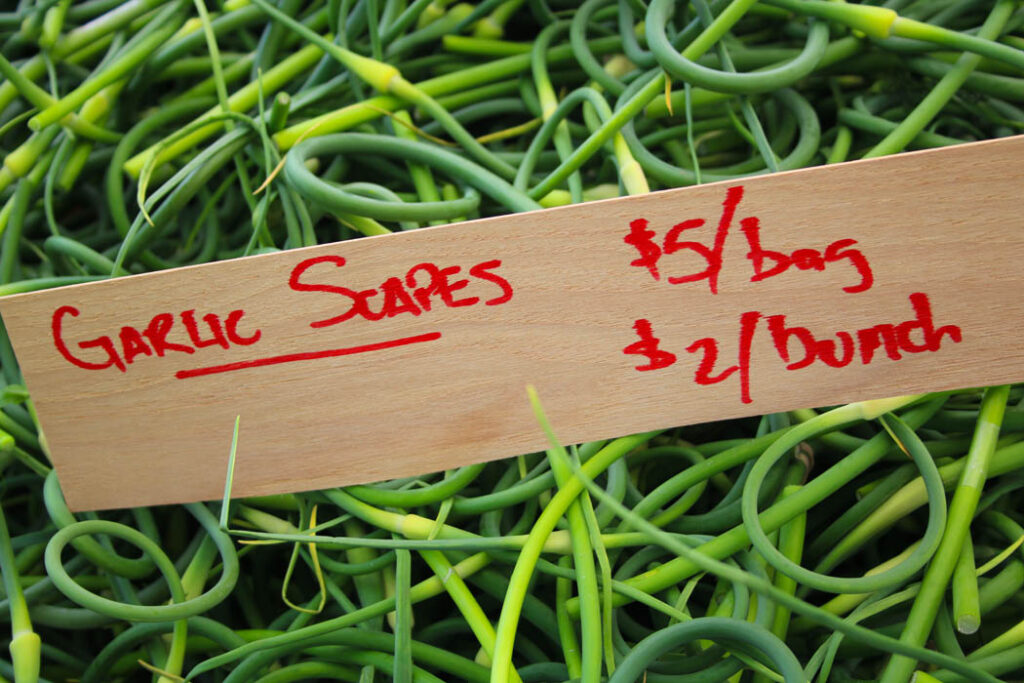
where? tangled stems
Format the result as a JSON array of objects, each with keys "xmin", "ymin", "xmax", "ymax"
[
  {"xmin": 123, "ymin": 40, "xmax": 326, "ymax": 177},
  {"xmin": 80, "ymin": 616, "xmax": 247, "ymax": 683},
  {"xmin": 283, "ymin": 133, "xmax": 541, "ymax": 217},
  {"xmin": 44, "ymin": 503, "xmax": 238, "ymax": 622},
  {"xmin": 524, "ymin": 0, "xmax": 780, "ymax": 200},
  {"xmin": 1, "ymin": 0, "xmax": 1024, "ymax": 680},
  {"xmin": 622, "ymin": 87, "xmax": 821, "ymax": 185},
  {"xmin": 42, "ymin": 472, "xmax": 154, "ymax": 579},
  {"xmin": 816, "ymin": 436, "xmax": 1024, "ymax": 578},
  {"xmin": 880, "ymin": 385, "xmax": 1011, "ymax": 683},
  {"xmin": 249, "ymin": 0, "xmax": 521, "ymax": 181},
  {"xmin": 646, "ymin": 0, "xmax": 830, "ymax": 94},
  {"xmin": 185, "ymin": 551, "xmax": 495, "ymax": 679},
  {"xmin": 609, "ymin": 617, "xmax": 805, "ymax": 683},
  {"xmin": 558, "ymin": 424, "xmax": 1003, "ymax": 683},
  {"xmin": 863, "ymin": 0, "xmax": 1016, "ymax": 158},
  {"xmin": 741, "ymin": 398, "xmax": 949, "ymax": 594},
  {"xmin": 564, "ymin": 397, "xmax": 945, "ymax": 615},
  {"xmin": 29, "ymin": 2, "xmax": 188, "ymax": 132},
  {"xmin": 490, "ymin": 431, "xmax": 659, "ymax": 683},
  {"xmin": 44, "ymin": 519, "xmax": 189, "ymax": 678}
]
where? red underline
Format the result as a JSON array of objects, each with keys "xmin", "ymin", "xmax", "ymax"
[{"xmin": 175, "ymin": 331, "xmax": 442, "ymax": 379}]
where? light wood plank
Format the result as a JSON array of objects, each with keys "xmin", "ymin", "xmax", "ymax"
[{"xmin": 3, "ymin": 136, "xmax": 1023, "ymax": 510}]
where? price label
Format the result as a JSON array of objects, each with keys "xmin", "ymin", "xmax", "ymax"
[{"xmin": 3, "ymin": 136, "xmax": 1023, "ymax": 511}]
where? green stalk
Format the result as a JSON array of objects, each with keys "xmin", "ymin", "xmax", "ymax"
[
  {"xmin": 952, "ymin": 533, "xmax": 981, "ymax": 634},
  {"xmin": 532, "ymin": 22, "xmax": 583, "ymax": 203},
  {"xmin": 251, "ymin": 0, "xmax": 519, "ymax": 179},
  {"xmin": 879, "ymin": 385, "xmax": 1011, "ymax": 683},
  {"xmin": 391, "ymin": 110, "xmax": 442, "ymax": 227},
  {"xmin": 0, "ymin": 503, "xmax": 40, "ymax": 683},
  {"xmin": 0, "ymin": 126, "xmax": 61, "ymax": 194},
  {"xmin": 417, "ymin": 549, "xmax": 523, "ymax": 683},
  {"xmin": 392, "ymin": 549, "xmax": 412, "ymax": 683},
  {"xmin": 963, "ymin": 513, "xmax": 1024, "ymax": 661},
  {"xmin": 169, "ymin": 52, "xmax": 256, "ymax": 103},
  {"xmin": 472, "ymin": 0, "xmax": 523, "ymax": 38},
  {"xmin": 489, "ymin": 429, "xmax": 657, "ymax": 683},
  {"xmin": 554, "ymin": 556, "xmax": 582, "ymax": 679},
  {"xmin": 542, "ymin": 441, "xmax": 601, "ymax": 683},
  {"xmin": 576, "ymin": 472, "xmax": 616, "ymax": 677},
  {"xmin": 969, "ymin": 613, "xmax": 1024, "ymax": 662},
  {"xmin": 751, "ymin": 484, "xmax": 805, "ymax": 683},
  {"xmin": 39, "ymin": 0, "xmax": 73, "ymax": 49},
  {"xmin": 442, "ymin": 35, "xmax": 530, "ymax": 56}
]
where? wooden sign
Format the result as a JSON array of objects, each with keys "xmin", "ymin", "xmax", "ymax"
[{"xmin": 3, "ymin": 136, "xmax": 1024, "ymax": 511}]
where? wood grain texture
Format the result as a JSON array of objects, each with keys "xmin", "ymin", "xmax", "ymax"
[{"xmin": 3, "ymin": 136, "xmax": 1023, "ymax": 511}]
